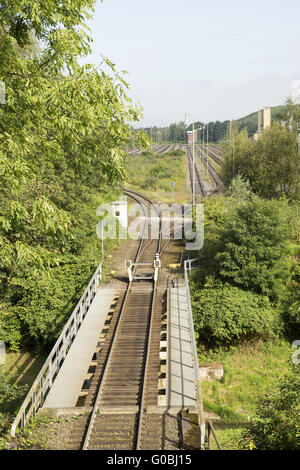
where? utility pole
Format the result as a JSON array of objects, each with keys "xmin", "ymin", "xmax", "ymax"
[
  {"xmin": 134, "ymin": 136, "xmax": 137, "ymax": 159},
  {"xmin": 170, "ymin": 182, "xmax": 175, "ymax": 204},
  {"xmin": 207, "ymin": 123, "xmax": 209, "ymax": 173},
  {"xmin": 192, "ymin": 121, "xmax": 195, "ymax": 207},
  {"xmin": 185, "ymin": 113, "xmax": 201, "ymax": 208},
  {"xmin": 228, "ymin": 107, "xmax": 234, "ymax": 178},
  {"xmin": 203, "ymin": 126, "xmax": 208, "ymax": 177}
]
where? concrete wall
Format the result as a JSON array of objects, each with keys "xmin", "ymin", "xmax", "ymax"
[
  {"xmin": 257, "ymin": 106, "xmax": 271, "ymax": 136},
  {"xmin": 187, "ymin": 130, "xmax": 198, "ymax": 144},
  {"xmin": 263, "ymin": 106, "xmax": 271, "ymax": 129},
  {"xmin": 258, "ymin": 109, "xmax": 263, "ymax": 133}
]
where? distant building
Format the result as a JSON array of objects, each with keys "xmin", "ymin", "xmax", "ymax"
[
  {"xmin": 111, "ymin": 200, "xmax": 127, "ymax": 228},
  {"xmin": 254, "ymin": 106, "xmax": 271, "ymax": 140},
  {"xmin": 187, "ymin": 129, "xmax": 198, "ymax": 144}
]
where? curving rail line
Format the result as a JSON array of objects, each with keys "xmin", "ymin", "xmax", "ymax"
[{"xmin": 82, "ymin": 190, "xmax": 164, "ymax": 450}]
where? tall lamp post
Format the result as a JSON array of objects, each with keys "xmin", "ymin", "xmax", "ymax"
[
  {"xmin": 198, "ymin": 125, "xmax": 207, "ymax": 177},
  {"xmin": 185, "ymin": 114, "xmax": 196, "ymax": 207},
  {"xmin": 192, "ymin": 121, "xmax": 195, "ymax": 206},
  {"xmin": 185, "ymin": 114, "xmax": 203, "ymax": 206},
  {"xmin": 202, "ymin": 125, "xmax": 208, "ymax": 177},
  {"xmin": 193, "ymin": 125, "xmax": 203, "ymax": 205},
  {"xmin": 207, "ymin": 123, "xmax": 209, "ymax": 174},
  {"xmin": 227, "ymin": 107, "xmax": 234, "ymax": 177}
]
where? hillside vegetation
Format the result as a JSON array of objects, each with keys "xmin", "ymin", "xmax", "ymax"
[{"xmin": 190, "ymin": 109, "xmax": 300, "ymax": 449}]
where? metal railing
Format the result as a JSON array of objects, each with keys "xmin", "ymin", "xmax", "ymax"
[
  {"xmin": 184, "ymin": 258, "xmax": 221, "ymax": 450},
  {"xmin": 183, "ymin": 258, "xmax": 206, "ymax": 449},
  {"xmin": 10, "ymin": 264, "xmax": 102, "ymax": 437},
  {"xmin": 207, "ymin": 421, "xmax": 222, "ymax": 450}
]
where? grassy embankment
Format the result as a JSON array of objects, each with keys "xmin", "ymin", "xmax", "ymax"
[
  {"xmin": 125, "ymin": 149, "xmax": 190, "ymax": 204},
  {"xmin": 198, "ymin": 340, "xmax": 293, "ymax": 449},
  {"xmin": 189, "ymin": 191, "xmax": 299, "ymax": 450}
]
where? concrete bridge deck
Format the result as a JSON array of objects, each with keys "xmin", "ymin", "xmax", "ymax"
[
  {"xmin": 42, "ymin": 284, "xmax": 197, "ymax": 412},
  {"xmin": 166, "ymin": 286, "xmax": 197, "ymax": 408},
  {"xmin": 43, "ymin": 288, "xmax": 116, "ymax": 409}
]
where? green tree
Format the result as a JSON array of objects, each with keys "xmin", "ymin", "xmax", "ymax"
[
  {"xmin": 221, "ymin": 128, "xmax": 252, "ymax": 185},
  {"xmin": 221, "ymin": 120, "xmax": 300, "ymax": 200},
  {"xmin": 245, "ymin": 372, "xmax": 300, "ymax": 450},
  {"xmin": 248, "ymin": 122, "xmax": 300, "ymax": 200},
  {"xmin": 226, "ymin": 175, "xmax": 252, "ymax": 201},
  {"xmin": 215, "ymin": 197, "xmax": 291, "ymax": 299},
  {"xmin": 0, "ymin": 0, "xmax": 144, "ymax": 273},
  {"xmin": 0, "ymin": 1, "xmax": 146, "ymax": 349},
  {"xmin": 0, "ymin": 371, "xmax": 28, "ymax": 435},
  {"xmin": 191, "ymin": 277, "xmax": 282, "ymax": 348},
  {"xmin": 278, "ymin": 98, "xmax": 300, "ymax": 133}
]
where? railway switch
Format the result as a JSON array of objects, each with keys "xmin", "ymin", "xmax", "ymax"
[
  {"xmin": 125, "ymin": 260, "xmax": 133, "ymax": 282},
  {"xmin": 154, "ymin": 254, "xmax": 161, "ymax": 281}
]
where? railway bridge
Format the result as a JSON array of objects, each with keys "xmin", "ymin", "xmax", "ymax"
[{"xmin": 10, "ymin": 146, "xmax": 224, "ymax": 450}]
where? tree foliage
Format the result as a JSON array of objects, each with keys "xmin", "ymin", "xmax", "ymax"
[
  {"xmin": 221, "ymin": 127, "xmax": 252, "ymax": 186},
  {"xmin": 221, "ymin": 116, "xmax": 300, "ymax": 200},
  {"xmin": 0, "ymin": 371, "xmax": 28, "ymax": 437},
  {"xmin": 0, "ymin": 1, "xmax": 146, "ymax": 349},
  {"xmin": 191, "ymin": 277, "xmax": 282, "ymax": 348},
  {"xmin": 215, "ymin": 197, "xmax": 291, "ymax": 299},
  {"xmin": 246, "ymin": 372, "xmax": 300, "ymax": 450},
  {"xmin": 191, "ymin": 192, "xmax": 299, "ymax": 347}
]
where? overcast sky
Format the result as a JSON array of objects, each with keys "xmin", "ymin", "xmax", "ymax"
[{"xmin": 83, "ymin": 0, "xmax": 300, "ymax": 127}]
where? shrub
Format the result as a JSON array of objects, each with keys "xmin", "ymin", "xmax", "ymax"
[
  {"xmin": 245, "ymin": 372, "xmax": 300, "ymax": 450},
  {"xmin": 166, "ymin": 149, "xmax": 185, "ymax": 156},
  {"xmin": 141, "ymin": 176, "xmax": 158, "ymax": 190},
  {"xmin": 4, "ymin": 257, "xmax": 97, "ymax": 349},
  {"xmin": 0, "ymin": 371, "xmax": 28, "ymax": 438},
  {"xmin": 226, "ymin": 175, "xmax": 252, "ymax": 201},
  {"xmin": 215, "ymin": 197, "xmax": 291, "ymax": 299},
  {"xmin": 191, "ymin": 277, "xmax": 282, "ymax": 347}
]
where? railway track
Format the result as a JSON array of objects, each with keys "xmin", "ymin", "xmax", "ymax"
[
  {"xmin": 40, "ymin": 150, "xmax": 207, "ymax": 450},
  {"xmin": 209, "ymin": 144, "xmax": 223, "ymax": 157},
  {"xmin": 205, "ymin": 147, "xmax": 223, "ymax": 166},
  {"xmin": 78, "ymin": 190, "xmax": 166, "ymax": 450},
  {"xmin": 194, "ymin": 144, "xmax": 224, "ymax": 167},
  {"xmin": 195, "ymin": 146, "xmax": 224, "ymax": 189},
  {"xmin": 186, "ymin": 145, "xmax": 206, "ymax": 199}
]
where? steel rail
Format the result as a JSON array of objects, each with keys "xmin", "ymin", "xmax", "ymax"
[
  {"xmin": 205, "ymin": 147, "xmax": 222, "ymax": 166},
  {"xmin": 81, "ymin": 192, "xmax": 149, "ymax": 449},
  {"xmin": 195, "ymin": 146, "xmax": 223, "ymax": 188},
  {"xmin": 186, "ymin": 146, "xmax": 206, "ymax": 198},
  {"xmin": 82, "ymin": 190, "xmax": 162, "ymax": 450},
  {"xmin": 124, "ymin": 188, "xmax": 162, "ymax": 256},
  {"xmin": 135, "ymin": 271, "xmax": 158, "ymax": 450},
  {"xmin": 125, "ymin": 189, "xmax": 179, "ymax": 259},
  {"xmin": 125, "ymin": 189, "xmax": 163, "ymax": 450}
]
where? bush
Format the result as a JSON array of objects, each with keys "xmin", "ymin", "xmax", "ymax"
[
  {"xmin": 166, "ymin": 149, "xmax": 185, "ymax": 156},
  {"xmin": 0, "ymin": 304, "xmax": 23, "ymax": 351},
  {"xmin": 221, "ymin": 120, "xmax": 300, "ymax": 201},
  {"xmin": 215, "ymin": 197, "xmax": 291, "ymax": 299},
  {"xmin": 0, "ymin": 371, "xmax": 28, "ymax": 439},
  {"xmin": 245, "ymin": 372, "xmax": 300, "ymax": 450},
  {"xmin": 191, "ymin": 277, "xmax": 282, "ymax": 347},
  {"xmin": 226, "ymin": 175, "xmax": 252, "ymax": 201},
  {"xmin": 141, "ymin": 176, "xmax": 158, "ymax": 190},
  {"xmin": 7, "ymin": 257, "xmax": 96, "ymax": 349}
]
